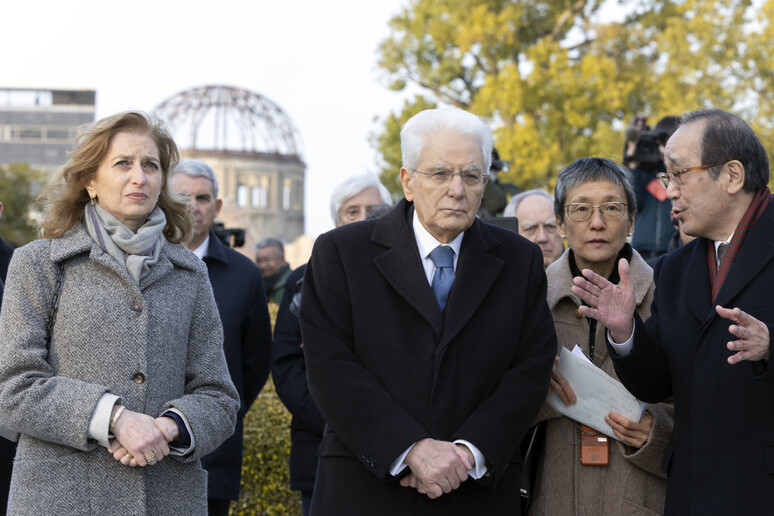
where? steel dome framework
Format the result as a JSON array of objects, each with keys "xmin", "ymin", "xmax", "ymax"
[{"xmin": 154, "ymin": 85, "xmax": 302, "ymax": 156}]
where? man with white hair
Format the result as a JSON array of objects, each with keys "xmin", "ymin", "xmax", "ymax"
[
  {"xmin": 272, "ymin": 173, "xmax": 392, "ymax": 516},
  {"xmin": 170, "ymin": 160, "xmax": 272, "ymax": 516},
  {"xmin": 330, "ymin": 174, "xmax": 393, "ymax": 226},
  {"xmin": 504, "ymin": 189, "xmax": 565, "ymax": 269},
  {"xmin": 301, "ymin": 108, "xmax": 555, "ymax": 514}
]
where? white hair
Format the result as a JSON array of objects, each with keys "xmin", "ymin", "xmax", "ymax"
[
  {"xmin": 329, "ymin": 174, "xmax": 393, "ymax": 226},
  {"xmin": 503, "ymin": 189, "xmax": 554, "ymax": 218},
  {"xmin": 400, "ymin": 108, "xmax": 493, "ymax": 172}
]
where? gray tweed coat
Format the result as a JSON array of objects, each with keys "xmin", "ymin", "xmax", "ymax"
[
  {"xmin": 529, "ymin": 248, "xmax": 674, "ymax": 515},
  {"xmin": 0, "ymin": 224, "xmax": 239, "ymax": 516}
]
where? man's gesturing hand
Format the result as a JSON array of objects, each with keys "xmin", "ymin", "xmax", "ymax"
[
  {"xmin": 400, "ymin": 438, "xmax": 471, "ymax": 499},
  {"xmin": 571, "ymin": 258, "xmax": 636, "ymax": 343}
]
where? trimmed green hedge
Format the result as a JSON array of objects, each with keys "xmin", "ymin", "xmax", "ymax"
[
  {"xmin": 232, "ymin": 377, "xmax": 301, "ymax": 515},
  {"xmin": 231, "ymin": 302, "xmax": 302, "ymax": 515}
]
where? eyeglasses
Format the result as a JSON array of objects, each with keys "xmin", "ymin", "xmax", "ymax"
[
  {"xmin": 410, "ymin": 168, "xmax": 489, "ymax": 188},
  {"xmin": 563, "ymin": 202, "xmax": 628, "ymax": 222},
  {"xmin": 656, "ymin": 162, "xmax": 727, "ymax": 189}
]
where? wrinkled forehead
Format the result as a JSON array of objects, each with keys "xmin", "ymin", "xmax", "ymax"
[{"xmin": 516, "ymin": 195, "xmax": 554, "ymax": 219}]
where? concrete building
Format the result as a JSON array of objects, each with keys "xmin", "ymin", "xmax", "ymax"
[
  {"xmin": 0, "ymin": 87, "xmax": 95, "ymax": 172},
  {"xmin": 155, "ymin": 85, "xmax": 306, "ymax": 252}
]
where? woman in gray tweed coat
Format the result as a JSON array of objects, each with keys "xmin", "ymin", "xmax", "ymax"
[
  {"xmin": 529, "ymin": 158, "xmax": 674, "ymax": 515},
  {"xmin": 0, "ymin": 111, "xmax": 239, "ymax": 515}
]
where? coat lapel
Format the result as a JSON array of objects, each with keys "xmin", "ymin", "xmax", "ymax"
[
  {"xmin": 714, "ymin": 206, "xmax": 774, "ymax": 309},
  {"xmin": 683, "ymin": 238, "xmax": 713, "ymax": 324},
  {"xmin": 372, "ymin": 200, "xmax": 443, "ymax": 332}
]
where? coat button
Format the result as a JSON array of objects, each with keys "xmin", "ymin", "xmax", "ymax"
[
  {"xmin": 131, "ymin": 298, "xmax": 143, "ymax": 314},
  {"xmin": 575, "ymin": 308, "xmax": 583, "ymax": 319},
  {"xmin": 133, "ymin": 372, "xmax": 145, "ymax": 384}
]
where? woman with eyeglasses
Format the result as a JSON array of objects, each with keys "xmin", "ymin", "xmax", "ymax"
[{"xmin": 528, "ymin": 157, "xmax": 673, "ymax": 515}]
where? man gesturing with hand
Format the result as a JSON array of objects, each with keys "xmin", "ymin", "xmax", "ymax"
[{"xmin": 572, "ymin": 109, "xmax": 774, "ymax": 515}]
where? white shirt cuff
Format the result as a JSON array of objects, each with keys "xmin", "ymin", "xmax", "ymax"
[
  {"xmin": 88, "ymin": 393, "xmax": 121, "ymax": 448},
  {"xmin": 389, "ymin": 440, "xmax": 488, "ymax": 479},
  {"xmin": 453, "ymin": 439, "xmax": 488, "ymax": 479},
  {"xmin": 389, "ymin": 443, "xmax": 415, "ymax": 476},
  {"xmin": 607, "ymin": 317, "xmax": 636, "ymax": 356},
  {"xmin": 162, "ymin": 407, "xmax": 195, "ymax": 456}
]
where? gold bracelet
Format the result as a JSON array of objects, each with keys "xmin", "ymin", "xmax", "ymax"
[{"xmin": 110, "ymin": 405, "xmax": 126, "ymax": 432}]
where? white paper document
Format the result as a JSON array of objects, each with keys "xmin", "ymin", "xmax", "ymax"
[{"xmin": 545, "ymin": 346, "xmax": 646, "ymax": 441}]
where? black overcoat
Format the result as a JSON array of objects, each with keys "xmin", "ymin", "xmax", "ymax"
[
  {"xmin": 272, "ymin": 264, "xmax": 325, "ymax": 492},
  {"xmin": 609, "ymin": 202, "xmax": 774, "ymax": 515},
  {"xmin": 201, "ymin": 230, "xmax": 273, "ymax": 500},
  {"xmin": 300, "ymin": 199, "xmax": 556, "ymax": 515}
]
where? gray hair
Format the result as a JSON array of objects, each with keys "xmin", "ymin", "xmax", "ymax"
[
  {"xmin": 329, "ymin": 174, "xmax": 393, "ymax": 226},
  {"xmin": 503, "ymin": 189, "xmax": 554, "ymax": 218},
  {"xmin": 554, "ymin": 157, "xmax": 637, "ymax": 223},
  {"xmin": 172, "ymin": 159, "xmax": 219, "ymax": 199},
  {"xmin": 400, "ymin": 108, "xmax": 493, "ymax": 172},
  {"xmin": 255, "ymin": 237, "xmax": 285, "ymax": 257}
]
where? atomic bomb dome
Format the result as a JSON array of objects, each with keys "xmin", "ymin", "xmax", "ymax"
[{"xmin": 154, "ymin": 85, "xmax": 306, "ymax": 251}]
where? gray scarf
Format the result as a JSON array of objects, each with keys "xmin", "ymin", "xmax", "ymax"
[{"xmin": 84, "ymin": 203, "xmax": 166, "ymax": 284}]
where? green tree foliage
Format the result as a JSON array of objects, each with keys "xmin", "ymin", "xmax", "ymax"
[
  {"xmin": 0, "ymin": 163, "xmax": 46, "ymax": 246},
  {"xmin": 375, "ymin": 0, "xmax": 774, "ymax": 191}
]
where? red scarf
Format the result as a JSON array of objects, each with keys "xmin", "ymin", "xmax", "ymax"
[{"xmin": 708, "ymin": 186, "xmax": 773, "ymax": 301}]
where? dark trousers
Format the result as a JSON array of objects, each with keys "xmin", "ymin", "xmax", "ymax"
[
  {"xmin": 207, "ymin": 498, "xmax": 231, "ymax": 516},
  {"xmin": 0, "ymin": 438, "xmax": 15, "ymax": 516},
  {"xmin": 302, "ymin": 490, "xmax": 313, "ymax": 516}
]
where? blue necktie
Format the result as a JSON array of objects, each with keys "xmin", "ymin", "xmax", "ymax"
[{"xmin": 429, "ymin": 245, "xmax": 455, "ymax": 311}]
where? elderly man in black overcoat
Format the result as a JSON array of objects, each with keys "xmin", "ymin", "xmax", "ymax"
[{"xmin": 300, "ymin": 108, "xmax": 556, "ymax": 515}]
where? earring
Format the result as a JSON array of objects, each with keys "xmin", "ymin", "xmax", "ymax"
[{"xmin": 90, "ymin": 197, "xmax": 96, "ymax": 207}]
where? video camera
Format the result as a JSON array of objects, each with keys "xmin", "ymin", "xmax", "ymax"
[
  {"xmin": 213, "ymin": 221, "xmax": 245, "ymax": 248},
  {"xmin": 623, "ymin": 116, "xmax": 669, "ymax": 166},
  {"xmin": 491, "ymin": 147, "xmax": 511, "ymax": 173}
]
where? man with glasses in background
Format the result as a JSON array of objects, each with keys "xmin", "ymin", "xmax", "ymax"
[
  {"xmin": 503, "ymin": 189, "xmax": 565, "ymax": 269},
  {"xmin": 300, "ymin": 108, "xmax": 556, "ymax": 515},
  {"xmin": 573, "ymin": 108, "xmax": 774, "ymax": 514}
]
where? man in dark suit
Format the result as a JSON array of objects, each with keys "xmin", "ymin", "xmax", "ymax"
[
  {"xmin": 573, "ymin": 108, "xmax": 774, "ymax": 514},
  {"xmin": 0, "ymin": 202, "xmax": 13, "ymax": 282},
  {"xmin": 171, "ymin": 160, "xmax": 272, "ymax": 516},
  {"xmin": 272, "ymin": 174, "xmax": 392, "ymax": 516},
  {"xmin": 300, "ymin": 108, "xmax": 556, "ymax": 515},
  {"xmin": 0, "ymin": 200, "xmax": 14, "ymax": 515}
]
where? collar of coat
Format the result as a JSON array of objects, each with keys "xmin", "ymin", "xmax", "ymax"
[
  {"xmin": 368, "ymin": 198, "xmax": 505, "ymax": 341},
  {"xmin": 202, "ymin": 228, "xmax": 232, "ymax": 266},
  {"xmin": 545, "ymin": 246, "xmax": 653, "ymax": 312},
  {"xmin": 49, "ymin": 222, "xmax": 205, "ymax": 275}
]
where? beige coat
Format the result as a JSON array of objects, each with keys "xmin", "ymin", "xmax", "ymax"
[{"xmin": 530, "ymin": 248, "xmax": 673, "ymax": 515}]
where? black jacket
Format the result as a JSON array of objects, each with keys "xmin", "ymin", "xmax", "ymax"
[
  {"xmin": 610, "ymin": 202, "xmax": 774, "ymax": 515},
  {"xmin": 272, "ymin": 264, "xmax": 325, "ymax": 492},
  {"xmin": 200, "ymin": 230, "xmax": 273, "ymax": 500}
]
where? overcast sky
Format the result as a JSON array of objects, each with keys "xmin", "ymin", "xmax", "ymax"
[{"xmin": 1, "ymin": 0, "xmax": 412, "ymax": 238}]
